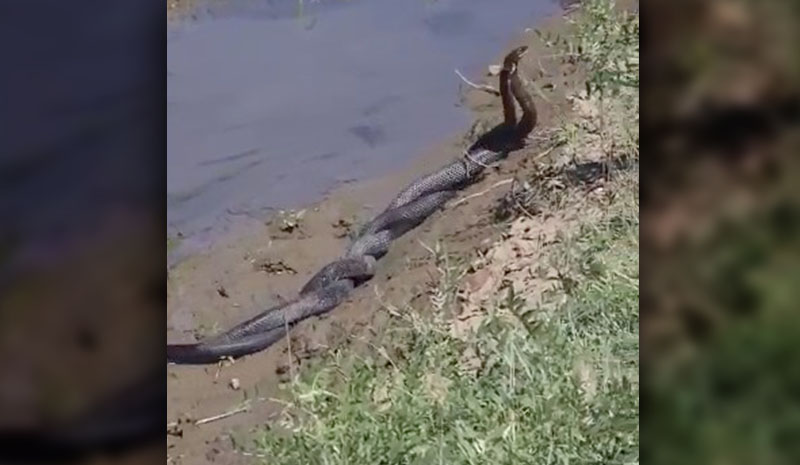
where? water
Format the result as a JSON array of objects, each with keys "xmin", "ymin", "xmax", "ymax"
[{"xmin": 168, "ymin": 0, "xmax": 559, "ymax": 253}]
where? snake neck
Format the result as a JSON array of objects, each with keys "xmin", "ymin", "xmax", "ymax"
[
  {"xmin": 509, "ymin": 67, "xmax": 536, "ymax": 138},
  {"xmin": 499, "ymin": 68, "xmax": 516, "ymax": 127}
]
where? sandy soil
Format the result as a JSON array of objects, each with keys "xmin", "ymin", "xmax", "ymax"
[{"xmin": 166, "ymin": 8, "xmax": 585, "ymax": 464}]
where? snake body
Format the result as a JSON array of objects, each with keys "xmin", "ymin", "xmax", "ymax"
[{"xmin": 167, "ymin": 46, "xmax": 536, "ymax": 364}]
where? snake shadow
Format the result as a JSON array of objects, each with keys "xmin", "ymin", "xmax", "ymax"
[{"xmin": 468, "ymin": 121, "xmax": 527, "ymax": 156}]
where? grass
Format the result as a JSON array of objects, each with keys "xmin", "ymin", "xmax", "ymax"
[
  {"xmin": 250, "ymin": 205, "xmax": 638, "ymax": 463},
  {"xmin": 246, "ymin": 160, "xmax": 639, "ymax": 462},
  {"xmin": 237, "ymin": 1, "xmax": 639, "ymax": 463}
]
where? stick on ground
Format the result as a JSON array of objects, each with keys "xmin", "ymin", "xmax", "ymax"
[
  {"xmin": 194, "ymin": 404, "xmax": 249, "ymax": 426},
  {"xmin": 451, "ymin": 179, "xmax": 514, "ymax": 207},
  {"xmin": 455, "ymin": 69, "xmax": 501, "ymax": 96}
]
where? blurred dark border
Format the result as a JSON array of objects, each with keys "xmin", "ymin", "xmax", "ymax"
[
  {"xmin": 641, "ymin": 0, "xmax": 800, "ymax": 463},
  {"xmin": 0, "ymin": 1, "xmax": 165, "ymax": 463}
]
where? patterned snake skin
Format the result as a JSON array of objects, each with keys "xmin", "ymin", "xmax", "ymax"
[{"xmin": 167, "ymin": 46, "xmax": 535, "ymax": 364}]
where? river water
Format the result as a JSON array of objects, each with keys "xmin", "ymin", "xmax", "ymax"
[{"xmin": 168, "ymin": 0, "xmax": 559, "ymax": 257}]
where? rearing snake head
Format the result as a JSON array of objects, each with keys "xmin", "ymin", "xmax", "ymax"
[{"xmin": 502, "ymin": 45, "xmax": 529, "ymax": 74}]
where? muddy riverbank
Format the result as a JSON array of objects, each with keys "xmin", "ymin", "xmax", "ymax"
[
  {"xmin": 167, "ymin": 0, "xmax": 560, "ymax": 265},
  {"xmin": 166, "ymin": 3, "xmax": 589, "ymax": 463}
]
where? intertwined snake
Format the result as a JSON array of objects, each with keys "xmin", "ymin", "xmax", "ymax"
[{"xmin": 167, "ymin": 46, "xmax": 536, "ymax": 364}]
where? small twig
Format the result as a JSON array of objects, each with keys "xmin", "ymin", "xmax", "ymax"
[
  {"xmin": 284, "ymin": 316, "xmax": 294, "ymax": 380},
  {"xmin": 213, "ymin": 355, "xmax": 236, "ymax": 381},
  {"xmin": 536, "ymin": 58, "xmax": 547, "ymax": 77},
  {"xmin": 611, "ymin": 269, "xmax": 639, "ymax": 288},
  {"xmin": 455, "ymin": 69, "xmax": 500, "ymax": 96},
  {"xmin": 268, "ymin": 397, "xmax": 294, "ymax": 409},
  {"xmin": 374, "ymin": 285, "xmax": 402, "ymax": 317},
  {"xmin": 527, "ymin": 133, "xmax": 555, "ymax": 143},
  {"xmin": 194, "ymin": 404, "xmax": 249, "ymax": 426},
  {"xmin": 533, "ymin": 145, "xmax": 557, "ymax": 161},
  {"xmin": 417, "ymin": 239, "xmax": 436, "ymax": 257},
  {"xmin": 239, "ymin": 451, "xmax": 269, "ymax": 459},
  {"xmin": 451, "ymin": 178, "xmax": 514, "ymax": 207},
  {"xmin": 239, "ymin": 448, "xmax": 278, "ymax": 460},
  {"xmin": 463, "ymin": 150, "xmax": 491, "ymax": 168}
]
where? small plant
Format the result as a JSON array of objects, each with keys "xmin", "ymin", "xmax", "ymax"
[{"xmin": 568, "ymin": 0, "xmax": 639, "ymax": 95}]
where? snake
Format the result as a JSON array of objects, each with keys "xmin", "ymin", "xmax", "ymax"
[{"xmin": 167, "ymin": 46, "xmax": 536, "ymax": 364}]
